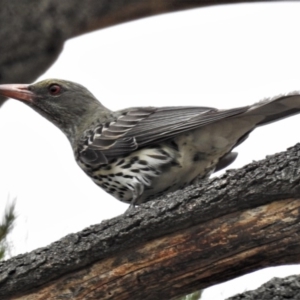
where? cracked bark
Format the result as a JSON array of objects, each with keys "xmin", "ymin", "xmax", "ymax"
[
  {"xmin": 1, "ymin": 143, "xmax": 300, "ymax": 299},
  {"xmin": 228, "ymin": 275, "xmax": 300, "ymax": 300}
]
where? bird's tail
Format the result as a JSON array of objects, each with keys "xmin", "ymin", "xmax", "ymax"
[{"xmin": 245, "ymin": 92, "xmax": 300, "ymax": 126}]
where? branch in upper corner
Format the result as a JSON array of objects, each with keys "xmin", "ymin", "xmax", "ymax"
[
  {"xmin": 1, "ymin": 143, "xmax": 300, "ymax": 299},
  {"xmin": 0, "ymin": 0, "xmax": 282, "ymax": 106}
]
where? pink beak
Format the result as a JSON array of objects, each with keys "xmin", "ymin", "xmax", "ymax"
[{"xmin": 0, "ymin": 84, "xmax": 34, "ymax": 102}]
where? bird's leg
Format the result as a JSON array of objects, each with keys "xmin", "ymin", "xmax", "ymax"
[
  {"xmin": 125, "ymin": 189, "xmax": 140, "ymax": 213},
  {"xmin": 125, "ymin": 199, "xmax": 138, "ymax": 213},
  {"xmin": 124, "ymin": 180, "xmax": 145, "ymax": 213},
  {"xmin": 125, "ymin": 204, "xmax": 136, "ymax": 213}
]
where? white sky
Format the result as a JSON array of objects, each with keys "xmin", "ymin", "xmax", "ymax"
[{"xmin": 1, "ymin": 2, "xmax": 300, "ymax": 299}]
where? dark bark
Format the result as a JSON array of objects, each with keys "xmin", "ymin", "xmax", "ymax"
[
  {"xmin": 0, "ymin": 0, "xmax": 289, "ymax": 106},
  {"xmin": 227, "ymin": 275, "xmax": 300, "ymax": 300},
  {"xmin": 1, "ymin": 143, "xmax": 300, "ymax": 299}
]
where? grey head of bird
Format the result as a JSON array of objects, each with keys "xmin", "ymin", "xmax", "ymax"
[{"xmin": 0, "ymin": 79, "xmax": 110, "ymax": 143}]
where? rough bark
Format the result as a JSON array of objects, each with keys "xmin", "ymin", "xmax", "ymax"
[
  {"xmin": 228, "ymin": 275, "xmax": 300, "ymax": 300},
  {"xmin": 1, "ymin": 143, "xmax": 300, "ymax": 299},
  {"xmin": 0, "ymin": 0, "xmax": 288, "ymax": 106}
]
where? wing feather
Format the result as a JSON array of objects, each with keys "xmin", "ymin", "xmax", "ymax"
[{"xmin": 83, "ymin": 105, "xmax": 249, "ymax": 164}]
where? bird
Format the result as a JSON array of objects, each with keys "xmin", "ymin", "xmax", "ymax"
[{"xmin": 1, "ymin": 79, "xmax": 300, "ymax": 209}]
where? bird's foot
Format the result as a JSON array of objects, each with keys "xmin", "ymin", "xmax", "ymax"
[{"xmin": 125, "ymin": 204, "xmax": 136, "ymax": 214}]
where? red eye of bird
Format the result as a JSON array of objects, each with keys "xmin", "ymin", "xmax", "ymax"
[{"xmin": 48, "ymin": 84, "xmax": 61, "ymax": 95}]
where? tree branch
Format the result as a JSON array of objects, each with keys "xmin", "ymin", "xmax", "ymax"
[
  {"xmin": 228, "ymin": 275, "xmax": 300, "ymax": 300},
  {"xmin": 1, "ymin": 143, "xmax": 300, "ymax": 299},
  {"xmin": 0, "ymin": 0, "xmax": 290, "ymax": 106}
]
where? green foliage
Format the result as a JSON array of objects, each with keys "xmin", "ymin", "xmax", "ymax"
[
  {"xmin": 0, "ymin": 201, "xmax": 17, "ymax": 260},
  {"xmin": 177, "ymin": 290, "xmax": 202, "ymax": 300}
]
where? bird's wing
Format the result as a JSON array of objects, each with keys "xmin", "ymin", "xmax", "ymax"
[{"xmin": 81, "ymin": 106, "xmax": 249, "ymax": 165}]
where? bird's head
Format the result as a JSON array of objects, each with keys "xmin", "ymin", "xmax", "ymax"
[{"xmin": 0, "ymin": 79, "xmax": 110, "ymax": 143}]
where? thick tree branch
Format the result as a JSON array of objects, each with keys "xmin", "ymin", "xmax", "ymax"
[
  {"xmin": 0, "ymin": 0, "xmax": 290, "ymax": 106},
  {"xmin": 1, "ymin": 143, "xmax": 300, "ymax": 299},
  {"xmin": 228, "ymin": 275, "xmax": 300, "ymax": 300}
]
